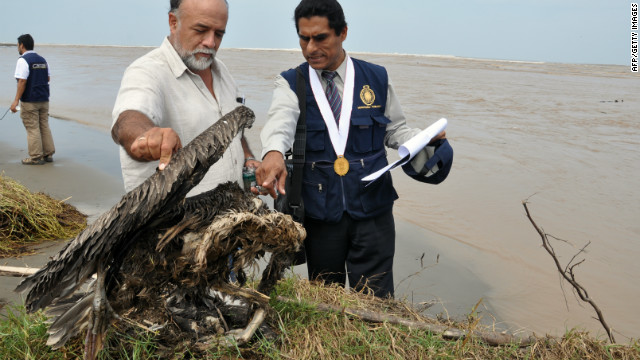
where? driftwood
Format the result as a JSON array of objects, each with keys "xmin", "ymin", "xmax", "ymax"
[
  {"xmin": 276, "ymin": 296, "xmax": 536, "ymax": 347},
  {"xmin": 523, "ymin": 200, "xmax": 615, "ymax": 343},
  {"xmin": 0, "ymin": 265, "xmax": 39, "ymax": 277}
]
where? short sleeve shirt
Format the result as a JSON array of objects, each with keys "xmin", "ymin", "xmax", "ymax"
[
  {"xmin": 112, "ymin": 37, "xmax": 244, "ymax": 195},
  {"xmin": 14, "ymin": 51, "xmax": 51, "ymax": 79}
]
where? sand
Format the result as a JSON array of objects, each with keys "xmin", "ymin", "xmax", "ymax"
[{"xmin": 0, "ymin": 116, "xmax": 123, "ymax": 307}]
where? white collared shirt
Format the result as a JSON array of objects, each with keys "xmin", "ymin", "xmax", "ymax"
[{"xmin": 112, "ymin": 37, "xmax": 244, "ymax": 195}]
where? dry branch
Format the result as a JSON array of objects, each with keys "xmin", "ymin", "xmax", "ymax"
[
  {"xmin": 0, "ymin": 265, "xmax": 39, "ymax": 277},
  {"xmin": 276, "ymin": 295, "xmax": 535, "ymax": 347},
  {"xmin": 522, "ymin": 200, "xmax": 615, "ymax": 343}
]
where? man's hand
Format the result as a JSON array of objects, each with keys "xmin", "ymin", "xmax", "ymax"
[
  {"xmin": 11, "ymin": 79, "xmax": 26, "ymax": 113},
  {"xmin": 254, "ymin": 151, "xmax": 287, "ymax": 198},
  {"xmin": 112, "ymin": 110, "xmax": 182, "ymax": 170},
  {"xmin": 428, "ymin": 130, "xmax": 446, "ymax": 145},
  {"xmin": 244, "ymin": 158, "xmax": 261, "ymax": 169},
  {"xmin": 130, "ymin": 127, "xmax": 182, "ymax": 170},
  {"xmin": 10, "ymin": 100, "xmax": 19, "ymax": 113}
]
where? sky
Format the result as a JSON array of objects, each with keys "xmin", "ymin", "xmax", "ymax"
[{"xmin": 0, "ymin": 0, "xmax": 633, "ymax": 65}]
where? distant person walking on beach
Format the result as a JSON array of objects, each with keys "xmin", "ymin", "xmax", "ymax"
[
  {"xmin": 256, "ymin": 0, "xmax": 453, "ymax": 298},
  {"xmin": 111, "ymin": 0, "xmax": 259, "ymax": 196},
  {"xmin": 10, "ymin": 34, "xmax": 55, "ymax": 165}
]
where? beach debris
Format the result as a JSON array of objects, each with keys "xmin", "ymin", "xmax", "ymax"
[
  {"xmin": 14, "ymin": 106, "xmax": 306, "ymax": 359},
  {"xmin": 0, "ymin": 174, "xmax": 87, "ymax": 257},
  {"xmin": 523, "ymin": 199, "xmax": 615, "ymax": 343},
  {"xmin": 274, "ymin": 292, "xmax": 536, "ymax": 347},
  {"xmin": 0, "ymin": 266, "xmax": 40, "ymax": 277}
]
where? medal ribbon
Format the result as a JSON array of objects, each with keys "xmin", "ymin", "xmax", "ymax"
[{"xmin": 309, "ymin": 56, "xmax": 354, "ymax": 158}]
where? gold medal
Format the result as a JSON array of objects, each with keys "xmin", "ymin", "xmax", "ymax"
[{"xmin": 334, "ymin": 156, "xmax": 349, "ymax": 176}]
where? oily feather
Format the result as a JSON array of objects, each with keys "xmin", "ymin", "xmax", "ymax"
[{"xmin": 15, "ymin": 106, "xmax": 255, "ymax": 312}]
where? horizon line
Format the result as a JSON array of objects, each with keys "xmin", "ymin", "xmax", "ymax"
[{"xmin": 0, "ymin": 42, "xmax": 623, "ymax": 67}]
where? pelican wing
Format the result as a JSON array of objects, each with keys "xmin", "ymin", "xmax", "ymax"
[{"xmin": 16, "ymin": 106, "xmax": 255, "ymax": 312}]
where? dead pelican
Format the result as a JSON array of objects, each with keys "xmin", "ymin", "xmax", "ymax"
[{"xmin": 15, "ymin": 106, "xmax": 305, "ymax": 359}]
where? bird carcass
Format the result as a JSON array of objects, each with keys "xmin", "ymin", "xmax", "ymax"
[{"xmin": 15, "ymin": 106, "xmax": 306, "ymax": 359}]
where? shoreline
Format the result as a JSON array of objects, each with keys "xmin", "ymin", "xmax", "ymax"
[
  {"xmin": 0, "ymin": 114, "xmax": 494, "ymax": 327},
  {"xmin": 0, "ymin": 115, "xmax": 124, "ymax": 219},
  {"xmin": 0, "ymin": 43, "xmax": 628, "ymax": 67}
]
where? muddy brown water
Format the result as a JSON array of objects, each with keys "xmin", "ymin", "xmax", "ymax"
[{"xmin": 1, "ymin": 45, "xmax": 638, "ymax": 339}]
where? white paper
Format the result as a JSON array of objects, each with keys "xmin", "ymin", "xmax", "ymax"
[{"xmin": 361, "ymin": 118, "xmax": 447, "ymax": 182}]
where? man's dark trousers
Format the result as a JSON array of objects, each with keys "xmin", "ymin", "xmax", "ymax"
[{"xmin": 304, "ymin": 209, "xmax": 395, "ymax": 298}]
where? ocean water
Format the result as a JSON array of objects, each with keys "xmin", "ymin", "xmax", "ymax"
[{"xmin": 1, "ymin": 44, "xmax": 639, "ymax": 339}]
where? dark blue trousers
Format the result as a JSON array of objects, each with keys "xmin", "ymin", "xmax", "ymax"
[{"xmin": 304, "ymin": 210, "xmax": 395, "ymax": 298}]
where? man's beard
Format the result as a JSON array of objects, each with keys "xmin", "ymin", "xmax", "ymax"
[{"xmin": 174, "ymin": 40, "xmax": 216, "ymax": 71}]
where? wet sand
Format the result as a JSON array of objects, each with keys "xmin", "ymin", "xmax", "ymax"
[{"xmin": 0, "ymin": 117, "xmax": 123, "ymax": 307}]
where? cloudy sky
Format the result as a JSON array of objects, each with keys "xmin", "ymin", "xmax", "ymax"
[{"xmin": 0, "ymin": 0, "xmax": 632, "ymax": 65}]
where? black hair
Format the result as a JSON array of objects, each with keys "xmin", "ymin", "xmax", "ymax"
[
  {"xmin": 294, "ymin": 0, "xmax": 347, "ymax": 35},
  {"xmin": 18, "ymin": 34, "xmax": 34, "ymax": 51}
]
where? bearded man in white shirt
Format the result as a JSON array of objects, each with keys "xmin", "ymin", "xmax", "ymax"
[{"xmin": 111, "ymin": 0, "xmax": 258, "ymax": 196}]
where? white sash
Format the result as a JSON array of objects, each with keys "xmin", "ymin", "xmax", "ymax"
[{"xmin": 309, "ymin": 56, "xmax": 354, "ymax": 157}]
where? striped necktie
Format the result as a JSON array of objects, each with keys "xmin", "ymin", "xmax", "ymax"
[{"xmin": 322, "ymin": 71, "xmax": 342, "ymax": 123}]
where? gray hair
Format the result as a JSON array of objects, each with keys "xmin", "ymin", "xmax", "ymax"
[{"xmin": 169, "ymin": 0, "xmax": 229, "ymax": 15}]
